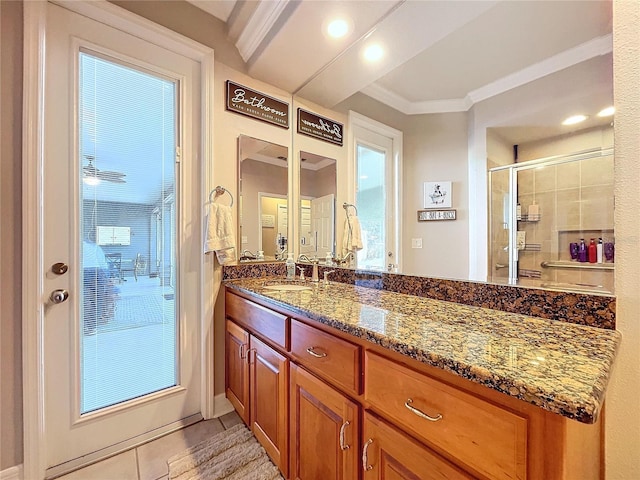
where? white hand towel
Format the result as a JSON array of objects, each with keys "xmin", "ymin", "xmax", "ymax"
[
  {"xmin": 204, "ymin": 204, "xmax": 237, "ymax": 265},
  {"xmin": 342, "ymin": 216, "xmax": 363, "ymax": 254}
]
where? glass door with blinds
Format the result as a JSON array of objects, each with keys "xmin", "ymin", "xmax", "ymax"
[
  {"xmin": 79, "ymin": 51, "xmax": 178, "ymax": 413},
  {"xmin": 40, "ymin": 4, "xmax": 203, "ymax": 472}
]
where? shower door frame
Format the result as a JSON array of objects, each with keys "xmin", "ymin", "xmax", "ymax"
[{"xmin": 488, "ymin": 147, "xmax": 614, "ymax": 285}]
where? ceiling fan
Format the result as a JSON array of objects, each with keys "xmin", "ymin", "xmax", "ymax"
[{"xmin": 83, "ymin": 155, "xmax": 126, "ymax": 184}]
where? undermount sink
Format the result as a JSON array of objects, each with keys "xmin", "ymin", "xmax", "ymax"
[{"xmin": 262, "ymin": 283, "xmax": 312, "ymax": 291}]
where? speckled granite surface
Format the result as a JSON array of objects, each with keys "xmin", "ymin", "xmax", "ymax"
[
  {"xmin": 225, "ymin": 277, "xmax": 620, "ymax": 424},
  {"xmin": 223, "ymin": 263, "xmax": 616, "ymax": 329}
]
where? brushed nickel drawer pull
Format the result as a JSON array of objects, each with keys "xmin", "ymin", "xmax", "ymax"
[
  {"xmin": 362, "ymin": 438, "xmax": 373, "ymax": 471},
  {"xmin": 339, "ymin": 420, "xmax": 350, "ymax": 450},
  {"xmin": 246, "ymin": 347, "xmax": 256, "ymax": 364},
  {"xmin": 405, "ymin": 398, "xmax": 443, "ymax": 422},
  {"xmin": 306, "ymin": 346, "xmax": 327, "ymax": 358},
  {"xmin": 239, "ymin": 343, "xmax": 246, "ymax": 359}
]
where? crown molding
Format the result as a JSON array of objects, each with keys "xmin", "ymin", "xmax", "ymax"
[
  {"xmin": 468, "ymin": 33, "xmax": 612, "ymax": 104},
  {"xmin": 362, "ymin": 34, "xmax": 612, "ymax": 116},
  {"xmin": 360, "ymin": 83, "xmax": 414, "ymax": 114},
  {"xmin": 235, "ymin": 0, "xmax": 290, "ymax": 63},
  {"xmin": 362, "ymin": 83, "xmax": 471, "ymax": 115}
]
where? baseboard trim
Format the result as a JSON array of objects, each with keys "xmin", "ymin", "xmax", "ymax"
[
  {"xmin": 213, "ymin": 393, "xmax": 234, "ymax": 417},
  {"xmin": 0, "ymin": 464, "xmax": 23, "ymax": 480}
]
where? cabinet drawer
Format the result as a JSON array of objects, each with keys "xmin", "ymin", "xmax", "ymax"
[
  {"xmin": 363, "ymin": 412, "xmax": 473, "ymax": 479},
  {"xmin": 290, "ymin": 320, "xmax": 361, "ymax": 396},
  {"xmin": 225, "ymin": 291, "xmax": 288, "ymax": 350},
  {"xmin": 365, "ymin": 352, "xmax": 527, "ymax": 480}
]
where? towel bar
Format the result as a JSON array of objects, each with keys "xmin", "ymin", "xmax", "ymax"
[{"xmin": 209, "ymin": 186, "xmax": 234, "ymax": 206}]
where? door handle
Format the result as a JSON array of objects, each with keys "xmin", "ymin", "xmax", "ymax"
[{"xmin": 50, "ymin": 289, "xmax": 69, "ymax": 304}]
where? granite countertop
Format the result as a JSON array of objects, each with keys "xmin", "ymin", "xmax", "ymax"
[{"xmin": 225, "ymin": 277, "xmax": 621, "ymax": 424}]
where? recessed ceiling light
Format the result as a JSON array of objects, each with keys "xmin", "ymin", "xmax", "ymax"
[
  {"xmin": 363, "ymin": 44, "xmax": 384, "ymax": 62},
  {"xmin": 327, "ymin": 19, "xmax": 350, "ymax": 38},
  {"xmin": 597, "ymin": 106, "xmax": 615, "ymax": 117},
  {"xmin": 562, "ymin": 114, "xmax": 588, "ymax": 126}
]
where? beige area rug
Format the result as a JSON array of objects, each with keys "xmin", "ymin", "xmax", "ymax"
[{"xmin": 167, "ymin": 424, "xmax": 283, "ymax": 480}]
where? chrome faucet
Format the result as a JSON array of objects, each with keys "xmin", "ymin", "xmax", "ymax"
[
  {"xmin": 240, "ymin": 249, "xmax": 256, "ymax": 261},
  {"xmin": 297, "ymin": 254, "xmax": 319, "ymax": 282},
  {"xmin": 335, "ymin": 251, "xmax": 355, "ymax": 267}
]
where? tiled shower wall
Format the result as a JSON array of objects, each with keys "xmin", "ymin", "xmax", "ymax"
[{"xmin": 517, "ymin": 153, "xmax": 615, "ymax": 292}]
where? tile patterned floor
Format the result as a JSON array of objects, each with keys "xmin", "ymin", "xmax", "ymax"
[{"xmin": 56, "ymin": 411, "xmax": 243, "ymax": 480}]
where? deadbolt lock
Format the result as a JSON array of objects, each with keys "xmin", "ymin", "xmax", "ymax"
[{"xmin": 52, "ymin": 262, "xmax": 69, "ymax": 275}]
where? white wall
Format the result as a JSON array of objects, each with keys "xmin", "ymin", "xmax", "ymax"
[
  {"xmin": 211, "ymin": 62, "xmax": 292, "ymax": 394},
  {"xmin": 607, "ymin": 1, "xmax": 640, "ymax": 477},
  {"xmin": 402, "ymin": 113, "xmax": 469, "ymax": 279}
]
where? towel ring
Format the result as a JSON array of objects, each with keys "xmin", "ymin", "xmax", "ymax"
[
  {"xmin": 209, "ymin": 186, "xmax": 234, "ymax": 207},
  {"xmin": 343, "ymin": 202, "xmax": 358, "ymax": 216}
]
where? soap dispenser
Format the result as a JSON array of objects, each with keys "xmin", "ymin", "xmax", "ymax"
[
  {"xmin": 325, "ymin": 252, "xmax": 333, "ymax": 266},
  {"xmin": 286, "ymin": 253, "xmax": 295, "ymax": 280}
]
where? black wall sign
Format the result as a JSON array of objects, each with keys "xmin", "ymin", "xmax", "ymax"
[
  {"xmin": 226, "ymin": 81, "xmax": 289, "ymax": 129},
  {"xmin": 297, "ymin": 108, "xmax": 344, "ymax": 146}
]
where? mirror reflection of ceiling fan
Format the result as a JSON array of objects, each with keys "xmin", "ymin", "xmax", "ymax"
[{"xmin": 83, "ymin": 155, "xmax": 126, "ymax": 184}]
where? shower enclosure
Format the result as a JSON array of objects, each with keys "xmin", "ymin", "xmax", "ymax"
[{"xmin": 488, "ymin": 148, "xmax": 615, "ymax": 293}]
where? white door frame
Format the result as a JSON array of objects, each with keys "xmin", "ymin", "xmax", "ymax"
[
  {"xmin": 22, "ymin": 2, "xmax": 215, "ymax": 479},
  {"xmin": 257, "ymin": 192, "xmax": 287, "ymax": 254},
  {"xmin": 347, "ymin": 111, "xmax": 403, "ymax": 272}
]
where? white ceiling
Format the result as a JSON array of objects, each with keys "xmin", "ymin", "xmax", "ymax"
[{"xmin": 187, "ymin": 0, "xmax": 613, "ymax": 136}]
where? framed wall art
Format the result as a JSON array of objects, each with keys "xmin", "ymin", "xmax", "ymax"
[{"xmin": 424, "ymin": 181, "xmax": 452, "ymax": 208}]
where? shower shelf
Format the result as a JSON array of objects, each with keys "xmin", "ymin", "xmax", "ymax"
[
  {"xmin": 540, "ymin": 261, "xmax": 614, "ymax": 270},
  {"xmin": 518, "ymin": 214, "xmax": 541, "ymax": 222}
]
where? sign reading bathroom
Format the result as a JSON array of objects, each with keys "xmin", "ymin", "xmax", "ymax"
[
  {"xmin": 417, "ymin": 209, "xmax": 457, "ymax": 221},
  {"xmin": 226, "ymin": 81, "xmax": 289, "ymax": 128},
  {"xmin": 297, "ymin": 108, "xmax": 343, "ymax": 146}
]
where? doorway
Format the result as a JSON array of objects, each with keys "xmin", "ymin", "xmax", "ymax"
[{"xmin": 22, "ymin": 2, "xmax": 215, "ymax": 478}]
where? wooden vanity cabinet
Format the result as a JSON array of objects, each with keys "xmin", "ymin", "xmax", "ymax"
[
  {"xmin": 225, "ymin": 289, "xmax": 604, "ymax": 480},
  {"xmin": 362, "ymin": 412, "xmax": 473, "ymax": 480},
  {"xmin": 224, "ymin": 295, "xmax": 289, "ymax": 476},
  {"xmin": 365, "ymin": 351, "xmax": 527, "ymax": 480},
  {"xmin": 290, "ymin": 364, "xmax": 359, "ymax": 480},
  {"xmin": 225, "ymin": 319, "xmax": 249, "ymax": 424}
]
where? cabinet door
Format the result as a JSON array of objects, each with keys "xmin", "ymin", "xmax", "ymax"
[
  {"xmin": 290, "ymin": 364, "xmax": 359, "ymax": 480},
  {"xmin": 249, "ymin": 335, "xmax": 289, "ymax": 477},
  {"xmin": 362, "ymin": 412, "xmax": 473, "ymax": 480},
  {"xmin": 225, "ymin": 320, "xmax": 249, "ymax": 424}
]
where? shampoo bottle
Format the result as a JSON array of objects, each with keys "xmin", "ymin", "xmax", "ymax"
[
  {"xmin": 286, "ymin": 253, "xmax": 295, "ymax": 280},
  {"xmin": 597, "ymin": 238, "xmax": 603, "ymax": 263},
  {"xmin": 588, "ymin": 238, "xmax": 597, "ymax": 263},
  {"xmin": 578, "ymin": 239, "xmax": 587, "ymax": 262}
]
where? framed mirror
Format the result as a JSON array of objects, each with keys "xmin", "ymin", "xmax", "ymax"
[
  {"xmin": 298, "ymin": 151, "xmax": 337, "ymax": 260},
  {"xmin": 238, "ymin": 135, "xmax": 289, "ymax": 261}
]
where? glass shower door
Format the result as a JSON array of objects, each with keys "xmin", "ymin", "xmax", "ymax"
[{"xmin": 489, "ymin": 148, "xmax": 615, "ymax": 293}]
